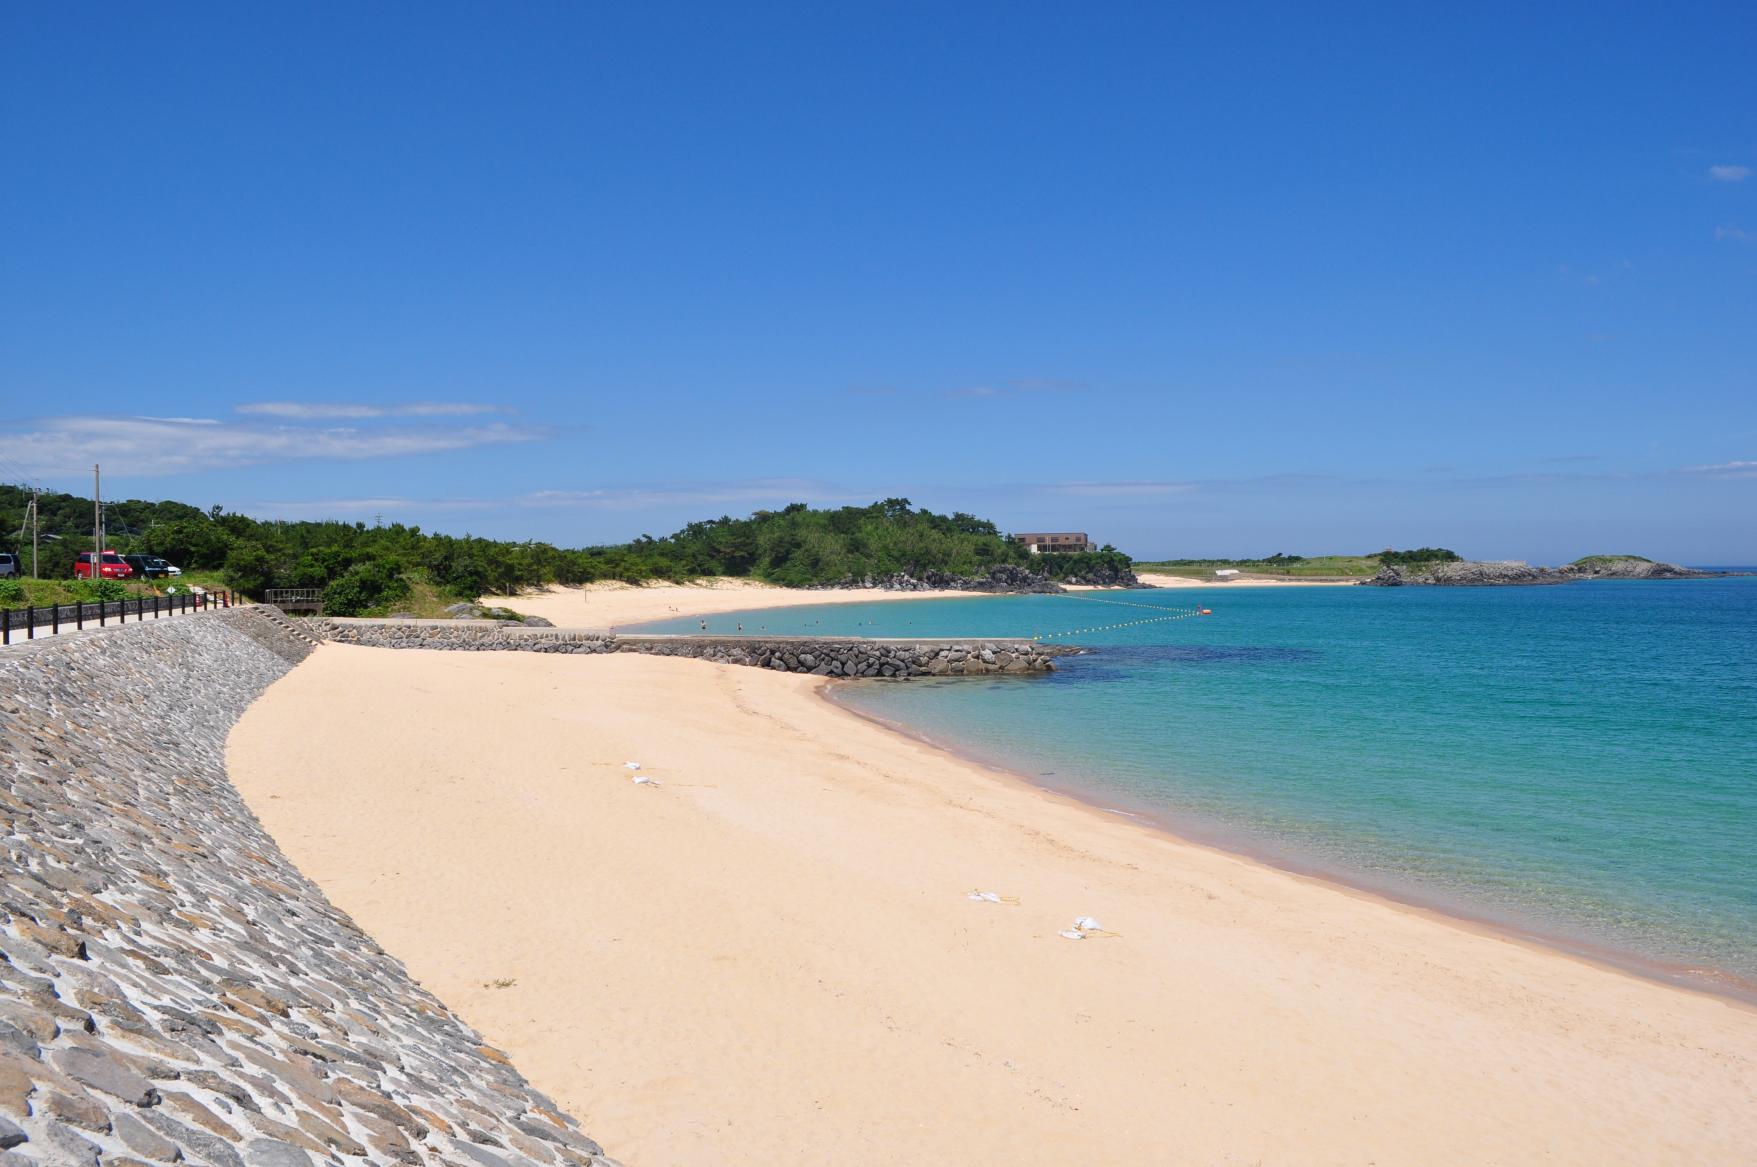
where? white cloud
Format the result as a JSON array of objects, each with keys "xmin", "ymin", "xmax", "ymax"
[
  {"xmin": 1682, "ymin": 460, "xmax": 1757, "ymax": 479},
  {"xmin": 235, "ymin": 401, "xmax": 507, "ymax": 419},
  {"xmin": 1709, "ymin": 165, "xmax": 1751, "ymax": 182},
  {"xmin": 1715, "ymin": 225, "xmax": 1755, "ymax": 243},
  {"xmin": 0, "ymin": 414, "xmax": 545, "ymax": 476}
]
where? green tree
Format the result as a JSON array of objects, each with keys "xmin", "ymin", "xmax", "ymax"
[{"xmin": 223, "ymin": 541, "xmax": 277, "ymax": 597}]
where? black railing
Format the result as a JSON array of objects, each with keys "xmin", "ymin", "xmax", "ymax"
[
  {"xmin": 264, "ymin": 588, "xmax": 324, "ymax": 614},
  {"xmin": 0, "ymin": 589, "xmax": 233, "ymax": 646}
]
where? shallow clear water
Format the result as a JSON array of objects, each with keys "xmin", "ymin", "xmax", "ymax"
[{"xmin": 638, "ymin": 577, "xmax": 1757, "ymax": 986}]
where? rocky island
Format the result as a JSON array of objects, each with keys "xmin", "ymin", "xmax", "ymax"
[{"xmin": 1367, "ymin": 555, "xmax": 1730, "ymax": 586}]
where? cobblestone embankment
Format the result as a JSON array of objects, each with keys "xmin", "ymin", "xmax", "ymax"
[
  {"xmin": 316, "ymin": 620, "xmax": 1067, "ymax": 677},
  {"xmin": 0, "ymin": 610, "xmax": 617, "ymax": 1167}
]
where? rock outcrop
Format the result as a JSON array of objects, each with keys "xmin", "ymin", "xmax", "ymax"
[
  {"xmin": 1366, "ymin": 557, "xmax": 1725, "ymax": 587},
  {"xmin": 0, "ymin": 610, "xmax": 617, "ymax": 1167}
]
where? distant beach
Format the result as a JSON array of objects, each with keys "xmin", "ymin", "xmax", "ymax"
[
  {"xmin": 229, "ymin": 630, "xmax": 1757, "ymax": 1165},
  {"xmin": 482, "ymin": 575, "xmax": 1353, "ymax": 633},
  {"xmin": 483, "ymin": 579, "xmax": 994, "ymax": 629},
  {"xmin": 1133, "ymin": 571, "xmax": 1359, "ymax": 588}
]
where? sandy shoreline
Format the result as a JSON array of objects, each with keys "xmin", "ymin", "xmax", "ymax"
[
  {"xmin": 483, "ymin": 579, "xmax": 993, "ymax": 630},
  {"xmin": 484, "ymin": 574, "xmax": 1353, "ymax": 632},
  {"xmin": 824, "ymin": 686, "xmax": 1757, "ymax": 1004},
  {"xmin": 229, "ymin": 646, "xmax": 1757, "ymax": 1166},
  {"xmin": 1135, "ymin": 571, "xmax": 1360, "ymax": 588}
]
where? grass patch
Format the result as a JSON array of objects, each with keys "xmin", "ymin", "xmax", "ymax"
[
  {"xmin": 1571, "ymin": 554, "xmax": 1652, "ymax": 567},
  {"xmin": 348, "ymin": 574, "xmax": 527, "ymax": 620},
  {"xmin": 0, "ymin": 575, "xmax": 233, "ymax": 611}
]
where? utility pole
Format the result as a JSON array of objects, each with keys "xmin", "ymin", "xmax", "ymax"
[
  {"xmin": 93, "ymin": 464, "xmax": 103, "ymax": 574},
  {"xmin": 28, "ymin": 489, "xmax": 39, "ymax": 578}
]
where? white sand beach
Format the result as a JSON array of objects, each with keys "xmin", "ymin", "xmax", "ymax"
[
  {"xmin": 1134, "ymin": 571, "xmax": 1361, "ymax": 588},
  {"xmin": 484, "ymin": 579, "xmax": 992, "ymax": 629},
  {"xmin": 485, "ymin": 575, "xmax": 1353, "ymax": 633},
  {"xmin": 229, "ymin": 645, "xmax": 1757, "ymax": 1167}
]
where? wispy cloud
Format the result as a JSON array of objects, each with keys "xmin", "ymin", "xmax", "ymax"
[
  {"xmin": 246, "ymin": 496, "xmax": 500, "ymax": 519},
  {"xmin": 1681, "ymin": 460, "xmax": 1757, "ymax": 479},
  {"xmin": 1709, "ymin": 164, "xmax": 1751, "ymax": 182},
  {"xmin": 1715, "ymin": 225, "xmax": 1755, "ymax": 243},
  {"xmin": 245, "ymin": 480, "xmax": 861, "ymax": 523},
  {"xmin": 1043, "ymin": 481, "xmax": 1197, "ymax": 497},
  {"xmin": 942, "ymin": 378, "xmax": 1084, "ymax": 400},
  {"xmin": 235, "ymin": 401, "xmax": 509, "ymax": 419},
  {"xmin": 523, "ymin": 478, "xmax": 856, "ymax": 511},
  {"xmin": 0, "ymin": 414, "xmax": 545, "ymax": 476}
]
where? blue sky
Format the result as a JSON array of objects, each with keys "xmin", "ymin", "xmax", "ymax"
[{"xmin": 2, "ymin": 3, "xmax": 1753, "ymax": 562}]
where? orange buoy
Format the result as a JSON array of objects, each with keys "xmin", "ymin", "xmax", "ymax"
[{"xmin": 1200, "ymin": 608, "xmax": 1212, "ymax": 615}]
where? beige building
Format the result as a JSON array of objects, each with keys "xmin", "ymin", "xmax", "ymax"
[{"xmin": 1013, "ymin": 532, "xmax": 1095, "ymax": 553}]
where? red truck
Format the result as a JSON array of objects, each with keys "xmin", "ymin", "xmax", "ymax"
[{"xmin": 75, "ymin": 550, "xmax": 134, "ymax": 580}]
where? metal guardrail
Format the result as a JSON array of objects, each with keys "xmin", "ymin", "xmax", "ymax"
[
  {"xmin": 264, "ymin": 588, "xmax": 323, "ymax": 614},
  {"xmin": 0, "ymin": 589, "xmax": 233, "ymax": 645}
]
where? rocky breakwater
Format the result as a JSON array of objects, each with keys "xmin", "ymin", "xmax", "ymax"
[
  {"xmin": 0, "ymin": 609, "xmax": 617, "ymax": 1167},
  {"xmin": 1367, "ymin": 555, "xmax": 1727, "ymax": 587},
  {"xmin": 314, "ymin": 620, "xmax": 1068, "ymax": 677}
]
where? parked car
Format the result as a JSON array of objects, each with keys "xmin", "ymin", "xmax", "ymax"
[
  {"xmin": 74, "ymin": 550, "xmax": 133, "ymax": 580},
  {"xmin": 122, "ymin": 554, "xmax": 178, "ymax": 579},
  {"xmin": 0, "ymin": 552, "xmax": 17, "ymax": 578}
]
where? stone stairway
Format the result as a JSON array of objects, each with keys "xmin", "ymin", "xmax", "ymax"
[{"xmin": 250, "ymin": 604, "xmax": 327, "ymax": 647}]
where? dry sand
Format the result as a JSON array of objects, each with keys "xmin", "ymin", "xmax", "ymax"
[
  {"xmin": 483, "ymin": 579, "xmax": 993, "ymax": 630},
  {"xmin": 487, "ymin": 577, "xmax": 1354, "ymax": 632},
  {"xmin": 229, "ymin": 645, "xmax": 1757, "ymax": 1167}
]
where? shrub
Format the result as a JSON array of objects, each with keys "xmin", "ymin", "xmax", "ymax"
[
  {"xmin": 68, "ymin": 579, "xmax": 127, "ymax": 602},
  {"xmin": 0, "ymin": 579, "xmax": 23, "ymax": 604},
  {"xmin": 322, "ymin": 561, "xmax": 411, "ymax": 616},
  {"xmin": 1377, "ymin": 547, "xmax": 1461, "ymax": 567}
]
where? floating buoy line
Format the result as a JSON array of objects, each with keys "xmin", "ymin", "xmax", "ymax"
[{"xmin": 1031, "ymin": 593, "xmax": 1212, "ymax": 641}]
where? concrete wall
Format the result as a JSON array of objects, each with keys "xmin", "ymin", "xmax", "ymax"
[{"xmin": 0, "ymin": 610, "xmax": 617, "ymax": 1167}]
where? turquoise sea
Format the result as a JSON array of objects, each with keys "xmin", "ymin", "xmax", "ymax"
[{"xmin": 637, "ymin": 576, "xmax": 1757, "ymax": 993}]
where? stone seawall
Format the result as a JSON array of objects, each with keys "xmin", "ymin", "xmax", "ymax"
[
  {"xmin": 316, "ymin": 620, "xmax": 1068, "ymax": 678},
  {"xmin": 1, "ymin": 611, "xmax": 616, "ymax": 1167}
]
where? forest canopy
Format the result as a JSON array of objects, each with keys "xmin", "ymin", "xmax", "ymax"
[{"xmin": 0, "ymin": 487, "xmax": 1130, "ymax": 615}]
